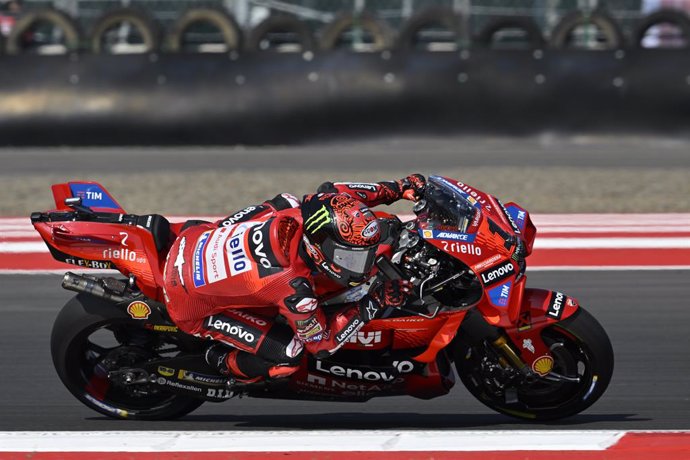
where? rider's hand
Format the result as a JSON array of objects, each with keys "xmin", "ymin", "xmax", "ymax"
[
  {"xmin": 363, "ymin": 280, "xmax": 414, "ymax": 321},
  {"xmin": 398, "ymin": 174, "xmax": 426, "ymax": 201}
]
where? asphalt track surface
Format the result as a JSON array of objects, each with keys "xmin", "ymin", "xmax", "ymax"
[{"xmin": 1, "ymin": 270, "xmax": 688, "ymax": 431}]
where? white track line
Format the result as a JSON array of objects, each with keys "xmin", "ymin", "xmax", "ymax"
[
  {"xmin": 0, "ymin": 430, "xmax": 627, "ymax": 452},
  {"xmin": 3, "ymin": 237, "xmax": 689, "ymax": 254}
]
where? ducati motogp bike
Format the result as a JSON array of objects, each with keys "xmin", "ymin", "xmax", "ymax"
[{"xmin": 33, "ymin": 175, "xmax": 614, "ymax": 421}]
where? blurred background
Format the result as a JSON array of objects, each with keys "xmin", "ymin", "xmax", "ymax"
[
  {"xmin": 2, "ymin": 0, "xmax": 690, "ymax": 145},
  {"xmin": 1, "ymin": 0, "xmax": 689, "ymax": 215}
]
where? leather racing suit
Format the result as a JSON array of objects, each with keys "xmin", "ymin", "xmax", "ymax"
[{"xmin": 162, "ymin": 178, "xmax": 418, "ymax": 382}]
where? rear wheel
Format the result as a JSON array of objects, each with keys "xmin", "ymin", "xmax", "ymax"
[
  {"xmin": 455, "ymin": 307, "xmax": 613, "ymax": 420},
  {"xmin": 51, "ymin": 294, "xmax": 204, "ymax": 420}
]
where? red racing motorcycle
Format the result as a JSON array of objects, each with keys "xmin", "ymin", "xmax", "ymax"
[{"xmin": 33, "ymin": 175, "xmax": 613, "ymax": 421}]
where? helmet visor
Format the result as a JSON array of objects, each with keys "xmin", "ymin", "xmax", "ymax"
[{"xmin": 324, "ymin": 239, "xmax": 378, "ymax": 275}]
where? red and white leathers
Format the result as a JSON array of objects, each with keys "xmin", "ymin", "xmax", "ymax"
[{"xmin": 163, "ymin": 179, "xmax": 414, "ymax": 381}]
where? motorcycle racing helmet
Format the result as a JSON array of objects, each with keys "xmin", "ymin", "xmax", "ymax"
[{"xmin": 301, "ymin": 193, "xmax": 381, "ymax": 286}]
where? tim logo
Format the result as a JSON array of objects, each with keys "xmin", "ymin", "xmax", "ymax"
[
  {"xmin": 348, "ymin": 331, "xmax": 382, "ymax": 347},
  {"xmin": 77, "ymin": 191, "xmax": 102, "ymax": 200}
]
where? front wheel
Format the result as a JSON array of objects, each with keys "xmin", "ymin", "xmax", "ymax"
[
  {"xmin": 455, "ymin": 307, "xmax": 614, "ymax": 421},
  {"xmin": 51, "ymin": 294, "xmax": 204, "ymax": 420}
]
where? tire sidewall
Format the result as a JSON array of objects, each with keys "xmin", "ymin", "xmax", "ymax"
[{"xmin": 51, "ymin": 294, "xmax": 203, "ymax": 420}]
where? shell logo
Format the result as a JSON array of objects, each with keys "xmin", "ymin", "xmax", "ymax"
[
  {"xmin": 532, "ymin": 355, "xmax": 554, "ymax": 377},
  {"xmin": 127, "ymin": 301, "xmax": 151, "ymax": 320}
]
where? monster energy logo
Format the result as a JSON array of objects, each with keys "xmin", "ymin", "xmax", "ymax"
[{"xmin": 305, "ymin": 206, "xmax": 332, "ymax": 234}]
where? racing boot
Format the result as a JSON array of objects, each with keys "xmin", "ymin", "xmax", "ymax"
[
  {"xmin": 205, "ymin": 343, "xmax": 299, "ymax": 384},
  {"xmin": 204, "ymin": 343, "xmax": 263, "ymax": 385}
]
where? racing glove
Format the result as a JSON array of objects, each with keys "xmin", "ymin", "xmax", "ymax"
[
  {"xmin": 359, "ymin": 279, "xmax": 414, "ymax": 322},
  {"xmin": 398, "ymin": 174, "xmax": 426, "ymax": 201}
]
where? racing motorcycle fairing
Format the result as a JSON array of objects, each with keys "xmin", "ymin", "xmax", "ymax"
[
  {"xmin": 500, "ymin": 288, "xmax": 581, "ymax": 377},
  {"xmin": 32, "ymin": 182, "xmax": 171, "ymax": 300},
  {"xmin": 51, "ymin": 181, "xmax": 126, "ymax": 214}
]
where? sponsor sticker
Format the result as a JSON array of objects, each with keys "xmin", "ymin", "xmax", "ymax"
[
  {"xmin": 312, "ymin": 360, "xmax": 416, "ymax": 382},
  {"xmin": 296, "ymin": 316, "xmax": 324, "ymax": 341},
  {"xmin": 219, "ymin": 205, "xmax": 265, "ymax": 228},
  {"xmin": 127, "ymin": 301, "xmax": 151, "ymax": 320},
  {"xmin": 532, "ymin": 355, "xmax": 554, "ymax": 377},
  {"xmin": 505, "ymin": 204, "xmax": 527, "ymax": 232},
  {"xmin": 152, "ymin": 325, "xmax": 178, "ymax": 333},
  {"xmin": 473, "ymin": 254, "xmax": 502, "ymax": 272},
  {"xmin": 178, "ymin": 369, "xmax": 227, "ymax": 386},
  {"xmin": 226, "ymin": 227, "xmax": 251, "ymax": 277},
  {"xmin": 157, "ymin": 366, "xmax": 175, "ymax": 377},
  {"xmin": 205, "ymin": 314, "xmax": 263, "ymax": 349},
  {"xmin": 248, "ymin": 221, "xmax": 283, "ymax": 278},
  {"xmin": 204, "ymin": 227, "xmax": 231, "ymax": 284},
  {"xmin": 63, "ymin": 257, "xmax": 113, "ymax": 270},
  {"xmin": 419, "ymin": 229, "xmax": 476, "ymax": 243},
  {"xmin": 546, "ymin": 291, "xmax": 567, "ymax": 320},
  {"xmin": 193, "ymin": 232, "xmax": 211, "ymax": 288},
  {"xmin": 361, "ymin": 220, "xmax": 379, "ymax": 239},
  {"xmin": 347, "ymin": 331, "xmax": 382, "ymax": 347},
  {"xmin": 488, "ymin": 281, "xmax": 512, "ymax": 307},
  {"xmin": 479, "ymin": 260, "xmax": 515, "ymax": 286},
  {"xmin": 69, "ymin": 183, "xmax": 119, "ymax": 209},
  {"xmin": 345, "ymin": 182, "xmax": 378, "ymax": 192}
]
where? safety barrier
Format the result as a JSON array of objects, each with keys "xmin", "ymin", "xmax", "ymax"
[
  {"xmin": 3, "ymin": 7, "xmax": 690, "ymax": 55},
  {"xmin": 0, "ymin": 49, "xmax": 689, "ymax": 144}
]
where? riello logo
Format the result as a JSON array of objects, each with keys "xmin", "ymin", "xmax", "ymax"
[{"xmin": 102, "ymin": 247, "xmax": 138, "ymax": 262}]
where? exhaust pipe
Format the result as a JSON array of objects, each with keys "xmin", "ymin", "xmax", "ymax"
[{"xmin": 62, "ymin": 272, "xmax": 127, "ymax": 303}]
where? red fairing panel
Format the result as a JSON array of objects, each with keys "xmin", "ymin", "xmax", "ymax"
[{"xmin": 503, "ymin": 288, "xmax": 580, "ymax": 376}]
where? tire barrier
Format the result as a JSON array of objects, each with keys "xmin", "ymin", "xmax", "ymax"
[
  {"xmin": 1, "ymin": 50, "xmax": 690, "ymax": 145},
  {"xmin": 476, "ymin": 17, "xmax": 545, "ymax": 49},
  {"xmin": 90, "ymin": 8, "xmax": 159, "ymax": 54},
  {"xmin": 167, "ymin": 8, "xmax": 241, "ymax": 53},
  {"xmin": 395, "ymin": 6, "xmax": 465, "ymax": 51},
  {"xmin": 549, "ymin": 10, "xmax": 625, "ymax": 49},
  {"xmin": 247, "ymin": 14, "xmax": 315, "ymax": 52},
  {"xmin": 633, "ymin": 9, "xmax": 690, "ymax": 48},
  {"xmin": 6, "ymin": 8, "xmax": 81, "ymax": 54},
  {"xmin": 319, "ymin": 11, "xmax": 393, "ymax": 51}
]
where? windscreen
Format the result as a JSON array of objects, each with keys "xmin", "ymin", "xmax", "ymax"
[{"xmin": 423, "ymin": 176, "xmax": 478, "ymax": 232}]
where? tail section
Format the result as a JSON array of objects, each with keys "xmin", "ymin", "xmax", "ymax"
[{"xmin": 51, "ymin": 181, "xmax": 125, "ymax": 213}]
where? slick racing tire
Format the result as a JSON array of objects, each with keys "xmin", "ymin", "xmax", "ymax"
[
  {"xmin": 476, "ymin": 17, "xmax": 545, "ymax": 49},
  {"xmin": 247, "ymin": 14, "xmax": 315, "ymax": 52},
  {"xmin": 51, "ymin": 294, "xmax": 204, "ymax": 420},
  {"xmin": 319, "ymin": 11, "xmax": 393, "ymax": 51},
  {"xmin": 6, "ymin": 8, "xmax": 81, "ymax": 54},
  {"xmin": 167, "ymin": 7, "xmax": 242, "ymax": 53},
  {"xmin": 395, "ymin": 6, "xmax": 465, "ymax": 50},
  {"xmin": 455, "ymin": 307, "xmax": 614, "ymax": 421},
  {"xmin": 633, "ymin": 9, "xmax": 690, "ymax": 48},
  {"xmin": 90, "ymin": 8, "xmax": 160, "ymax": 54},
  {"xmin": 549, "ymin": 10, "xmax": 625, "ymax": 49}
]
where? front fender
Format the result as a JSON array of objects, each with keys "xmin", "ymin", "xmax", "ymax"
[
  {"xmin": 521, "ymin": 288, "xmax": 580, "ymax": 329},
  {"xmin": 503, "ymin": 288, "xmax": 580, "ymax": 377}
]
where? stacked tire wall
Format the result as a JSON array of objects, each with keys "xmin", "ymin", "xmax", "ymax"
[{"xmin": 1, "ymin": 6, "xmax": 690, "ymax": 144}]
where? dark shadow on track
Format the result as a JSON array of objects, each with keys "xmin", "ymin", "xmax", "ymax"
[{"xmin": 80, "ymin": 412, "xmax": 647, "ymax": 429}]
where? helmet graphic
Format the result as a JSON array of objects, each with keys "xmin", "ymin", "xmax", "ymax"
[{"xmin": 301, "ymin": 193, "xmax": 380, "ymax": 286}]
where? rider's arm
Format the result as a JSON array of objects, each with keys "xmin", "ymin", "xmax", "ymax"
[
  {"xmin": 278, "ymin": 276, "xmax": 365, "ymax": 359},
  {"xmin": 317, "ymin": 174, "xmax": 426, "ymax": 207}
]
